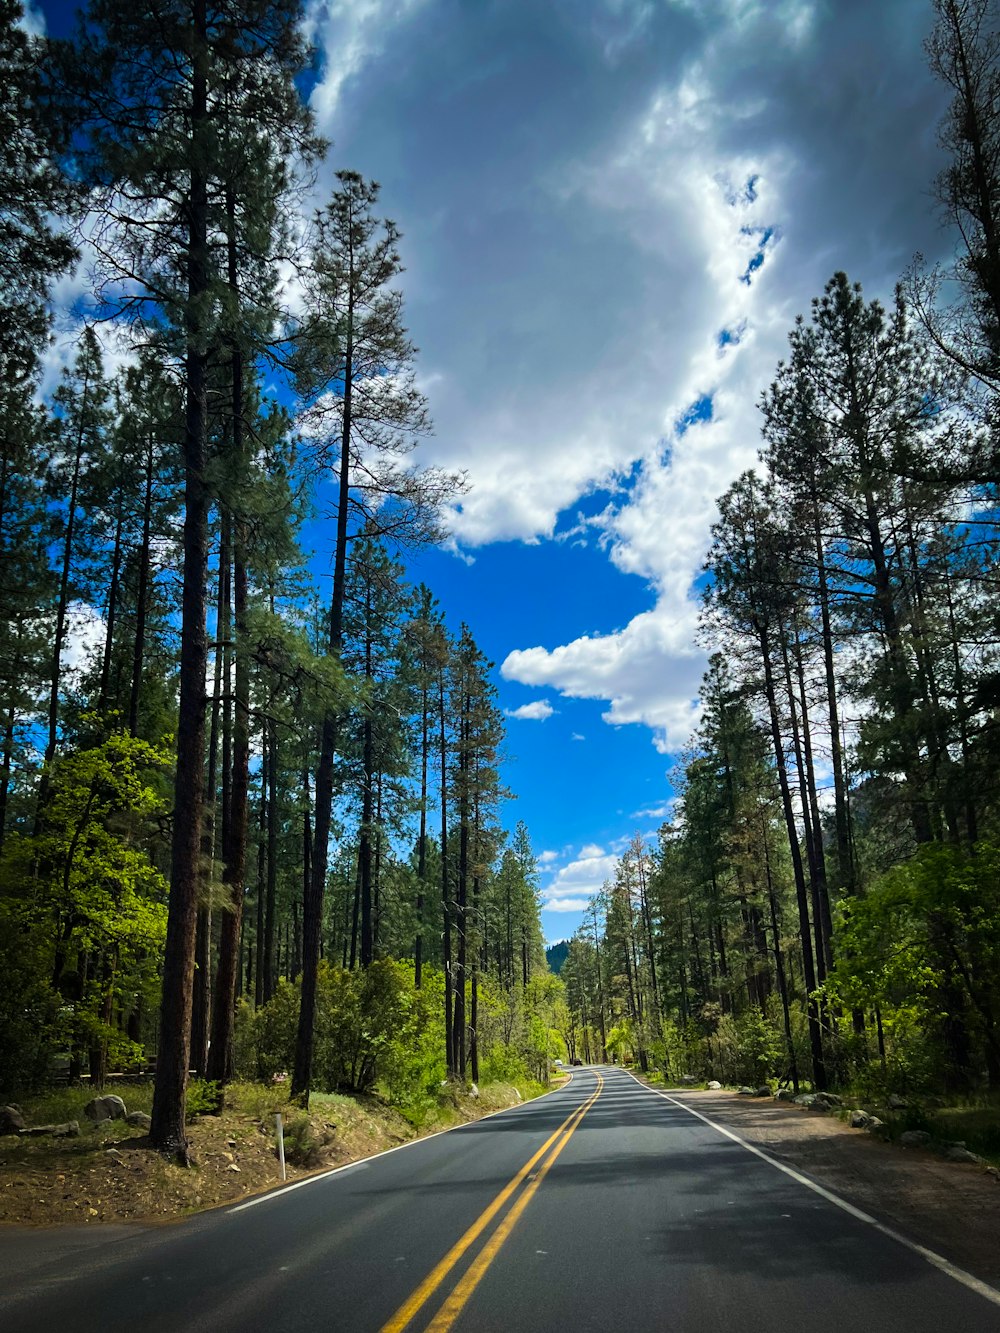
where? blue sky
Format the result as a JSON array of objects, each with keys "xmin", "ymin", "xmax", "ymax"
[{"xmin": 36, "ymin": 0, "xmax": 957, "ymax": 942}]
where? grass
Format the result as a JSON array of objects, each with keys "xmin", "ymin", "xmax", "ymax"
[{"xmin": 13, "ymin": 1081, "xmax": 155, "ymax": 1126}]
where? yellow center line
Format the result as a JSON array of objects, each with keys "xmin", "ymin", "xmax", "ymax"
[
  {"xmin": 379, "ymin": 1073, "xmax": 603, "ymax": 1333},
  {"xmin": 424, "ymin": 1071, "xmax": 603, "ymax": 1332}
]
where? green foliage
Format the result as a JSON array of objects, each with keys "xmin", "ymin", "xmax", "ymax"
[
  {"xmin": 0, "ymin": 730, "xmax": 170, "ymax": 1094},
  {"xmin": 235, "ymin": 961, "xmax": 446, "ymax": 1115},
  {"xmin": 281, "ymin": 1113, "xmax": 327, "ymax": 1167},
  {"xmin": 185, "ymin": 1079, "xmax": 221, "ymax": 1120},
  {"xmin": 826, "ymin": 841, "xmax": 1000, "ymax": 1089}
]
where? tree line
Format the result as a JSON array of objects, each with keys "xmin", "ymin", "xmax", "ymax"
[
  {"xmin": 560, "ymin": 0, "xmax": 1000, "ymax": 1098},
  {"xmin": 0, "ymin": 0, "xmax": 561, "ymax": 1155}
]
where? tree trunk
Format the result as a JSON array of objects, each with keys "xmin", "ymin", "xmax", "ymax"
[{"xmin": 149, "ymin": 0, "xmax": 211, "ymax": 1153}]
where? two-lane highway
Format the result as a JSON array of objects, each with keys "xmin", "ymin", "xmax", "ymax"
[{"xmin": 2, "ymin": 1067, "xmax": 999, "ymax": 1331}]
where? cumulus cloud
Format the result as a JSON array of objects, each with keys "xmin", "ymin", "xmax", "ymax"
[
  {"xmin": 304, "ymin": 0, "xmax": 951, "ymax": 758},
  {"xmin": 541, "ymin": 845, "xmax": 620, "ymax": 911},
  {"xmin": 505, "ymin": 699, "xmax": 555, "ymax": 721}
]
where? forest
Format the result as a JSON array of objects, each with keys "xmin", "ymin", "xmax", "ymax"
[
  {"xmin": 557, "ymin": 1, "xmax": 1000, "ymax": 1105},
  {"xmin": 0, "ymin": 0, "xmax": 562, "ymax": 1155},
  {"xmin": 2, "ymin": 0, "xmax": 1000, "ymax": 1166}
]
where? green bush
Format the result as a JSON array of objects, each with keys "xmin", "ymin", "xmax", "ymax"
[{"xmin": 233, "ymin": 961, "xmax": 446, "ymax": 1117}]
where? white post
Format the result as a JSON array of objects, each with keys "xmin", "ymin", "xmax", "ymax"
[{"xmin": 276, "ymin": 1113, "xmax": 286, "ymax": 1181}]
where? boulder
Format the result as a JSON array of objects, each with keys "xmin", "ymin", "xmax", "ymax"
[
  {"xmin": 866, "ymin": 1116, "xmax": 886, "ymax": 1134},
  {"xmin": 899, "ymin": 1130, "xmax": 932, "ymax": 1149},
  {"xmin": 793, "ymin": 1094, "xmax": 822, "ymax": 1109},
  {"xmin": 850, "ymin": 1110, "xmax": 871, "ymax": 1129},
  {"xmin": 813, "ymin": 1092, "xmax": 843, "ymax": 1109},
  {"xmin": 126, "ymin": 1111, "xmax": 151, "ymax": 1129},
  {"xmin": 775, "ymin": 1088, "xmax": 795, "ymax": 1102},
  {"xmin": 755, "ymin": 1086, "xmax": 771, "ymax": 1098},
  {"xmin": 84, "ymin": 1095, "xmax": 127, "ymax": 1123},
  {"xmin": 945, "ymin": 1145, "xmax": 980, "ymax": 1164},
  {"xmin": 706, "ymin": 1081, "xmax": 722, "ymax": 1091},
  {"xmin": 20, "ymin": 1121, "xmax": 79, "ymax": 1138},
  {"xmin": 737, "ymin": 1086, "xmax": 755, "ymax": 1096},
  {"xmin": 886, "ymin": 1094, "xmax": 908, "ymax": 1111},
  {"xmin": 0, "ymin": 1105, "xmax": 26, "ymax": 1136}
]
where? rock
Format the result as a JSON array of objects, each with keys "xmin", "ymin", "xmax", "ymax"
[
  {"xmin": 813, "ymin": 1092, "xmax": 843, "ymax": 1109},
  {"xmin": 469, "ymin": 1083, "xmax": 479, "ymax": 1098},
  {"xmin": 226, "ymin": 1163, "xmax": 241, "ymax": 1172},
  {"xmin": 793, "ymin": 1094, "xmax": 821, "ymax": 1109},
  {"xmin": 706, "ymin": 1080, "xmax": 723, "ymax": 1091},
  {"xmin": 126, "ymin": 1111, "xmax": 151, "ymax": 1129},
  {"xmin": 737, "ymin": 1086, "xmax": 755, "ymax": 1096},
  {"xmin": 775, "ymin": 1088, "xmax": 795, "ymax": 1101},
  {"xmin": 899, "ymin": 1130, "xmax": 932, "ymax": 1149},
  {"xmin": 945, "ymin": 1145, "xmax": 981, "ymax": 1164},
  {"xmin": 19, "ymin": 1121, "xmax": 79, "ymax": 1138},
  {"xmin": 106, "ymin": 1148, "xmax": 124, "ymax": 1161},
  {"xmin": 850, "ymin": 1110, "xmax": 871, "ymax": 1129},
  {"xmin": 0, "ymin": 1105, "xmax": 26, "ymax": 1136},
  {"xmin": 755, "ymin": 1086, "xmax": 771, "ymax": 1098},
  {"xmin": 866, "ymin": 1116, "xmax": 886, "ymax": 1134},
  {"xmin": 886, "ymin": 1094, "xmax": 908, "ymax": 1111},
  {"xmin": 84, "ymin": 1095, "xmax": 127, "ymax": 1123}
]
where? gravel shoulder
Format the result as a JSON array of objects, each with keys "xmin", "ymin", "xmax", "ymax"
[{"xmin": 663, "ymin": 1088, "xmax": 1000, "ymax": 1289}]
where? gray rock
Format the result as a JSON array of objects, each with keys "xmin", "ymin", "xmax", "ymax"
[
  {"xmin": 737, "ymin": 1086, "xmax": 755, "ymax": 1096},
  {"xmin": 0, "ymin": 1105, "xmax": 26, "ymax": 1136},
  {"xmin": 899, "ymin": 1130, "xmax": 932, "ymax": 1149},
  {"xmin": 793, "ymin": 1094, "xmax": 823, "ymax": 1109},
  {"xmin": 850, "ymin": 1110, "xmax": 871, "ymax": 1129},
  {"xmin": 945, "ymin": 1145, "xmax": 981, "ymax": 1164},
  {"xmin": 755, "ymin": 1086, "xmax": 771, "ymax": 1098},
  {"xmin": 20, "ymin": 1121, "xmax": 79, "ymax": 1138},
  {"xmin": 775, "ymin": 1088, "xmax": 795, "ymax": 1101},
  {"xmin": 886, "ymin": 1094, "xmax": 908, "ymax": 1111},
  {"xmin": 814, "ymin": 1092, "xmax": 843, "ymax": 1109},
  {"xmin": 867, "ymin": 1116, "xmax": 886, "ymax": 1134},
  {"xmin": 84, "ymin": 1094, "xmax": 127, "ymax": 1123},
  {"xmin": 126, "ymin": 1111, "xmax": 151, "ymax": 1129},
  {"xmin": 706, "ymin": 1080, "xmax": 722, "ymax": 1091}
]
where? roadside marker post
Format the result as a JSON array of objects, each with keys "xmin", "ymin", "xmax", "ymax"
[{"xmin": 276, "ymin": 1114, "xmax": 286, "ymax": 1181}]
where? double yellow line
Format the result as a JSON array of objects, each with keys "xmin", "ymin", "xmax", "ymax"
[{"xmin": 381, "ymin": 1071, "xmax": 604, "ymax": 1333}]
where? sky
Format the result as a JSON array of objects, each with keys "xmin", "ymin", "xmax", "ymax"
[{"xmin": 36, "ymin": 0, "xmax": 958, "ymax": 943}]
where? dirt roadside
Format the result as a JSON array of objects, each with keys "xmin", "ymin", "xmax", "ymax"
[{"xmin": 660, "ymin": 1087, "xmax": 1000, "ymax": 1290}]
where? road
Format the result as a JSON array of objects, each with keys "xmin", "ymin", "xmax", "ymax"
[{"xmin": 2, "ymin": 1066, "xmax": 999, "ymax": 1331}]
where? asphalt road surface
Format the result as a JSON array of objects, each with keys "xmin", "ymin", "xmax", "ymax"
[{"xmin": 3, "ymin": 1066, "xmax": 999, "ymax": 1332}]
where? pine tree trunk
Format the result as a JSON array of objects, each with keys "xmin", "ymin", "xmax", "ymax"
[
  {"xmin": 150, "ymin": 0, "xmax": 211, "ymax": 1153},
  {"xmin": 128, "ymin": 439, "xmax": 154, "ymax": 738}
]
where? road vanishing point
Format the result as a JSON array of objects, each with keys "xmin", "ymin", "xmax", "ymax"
[{"xmin": 2, "ymin": 1066, "xmax": 999, "ymax": 1331}]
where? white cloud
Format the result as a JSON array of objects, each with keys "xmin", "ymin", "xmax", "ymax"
[
  {"xmin": 305, "ymin": 0, "xmax": 431, "ymax": 124},
  {"xmin": 545, "ymin": 897, "xmax": 594, "ymax": 914},
  {"xmin": 505, "ymin": 699, "xmax": 555, "ymax": 721},
  {"xmin": 630, "ymin": 799, "xmax": 676, "ymax": 821},
  {"xmin": 542, "ymin": 845, "xmax": 620, "ymax": 909},
  {"xmin": 537, "ymin": 850, "xmax": 559, "ymax": 865},
  {"xmin": 304, "ymin": 0, "xmax": 949, "ymax": 765}
]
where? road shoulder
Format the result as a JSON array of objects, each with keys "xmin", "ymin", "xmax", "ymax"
[{"xmin": 653, "ymin": 1086, "xmax": 1000, "ymax": 1289}]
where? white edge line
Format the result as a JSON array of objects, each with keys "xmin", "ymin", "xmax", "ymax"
[
  {"xmin": 620, "ymin": 1069, "xmax": 1000, "ymax": 1311},
  {"xmin": 228, "ymin": 1072, "xmax": 581, "ymax": 1215}
]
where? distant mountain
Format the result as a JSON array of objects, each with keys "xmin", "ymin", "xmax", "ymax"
[{"xmin": 545, "ymin": 940, "xmax": 569, "ymax": 974}]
